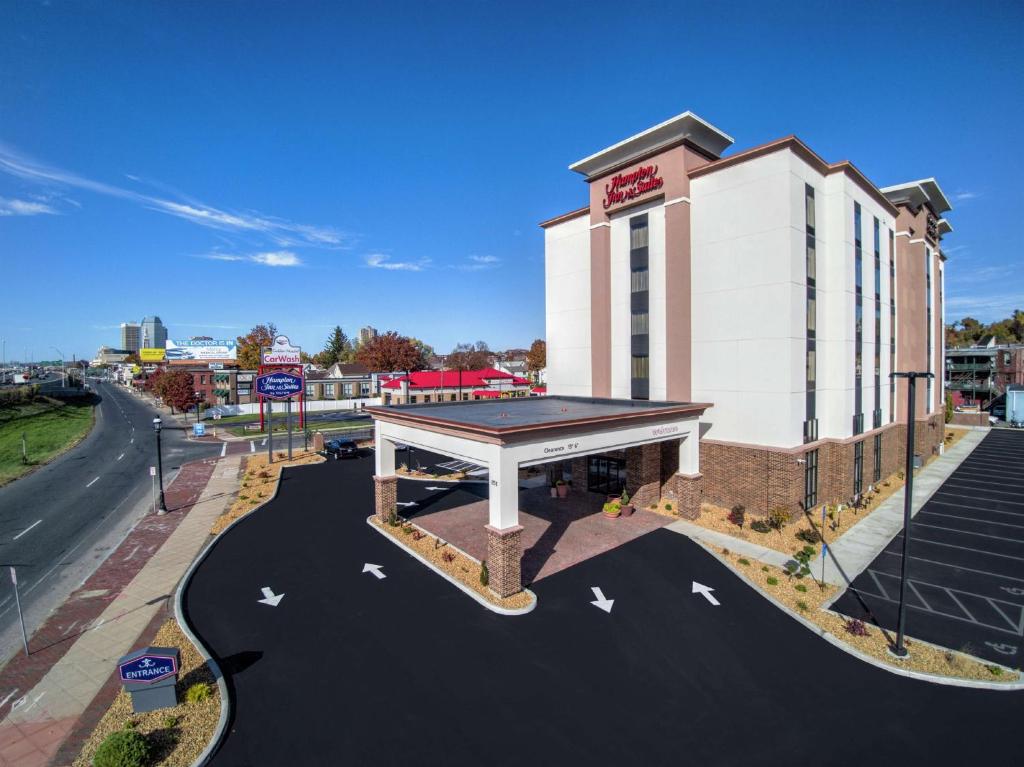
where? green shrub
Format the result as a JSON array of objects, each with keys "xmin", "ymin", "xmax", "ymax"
[
  {"xmin": 796, "ymin": 600, "xmax": 809, "ymax": 612},
  {"xmin": 480, "ymin": 560, "xmax": 489, "ymax": 587},
  {"xmin": 795, "ymin": 528, "xmax": 821, "ymax": 544},
  {"xmin": 986, "ymin": 664, "xmax": 1004, "ymax": 677},
  {"xmin": 761, "ymin": 565, "xmax": 769, "ymax": 572},
  {"xmin": 767, "ymin": 507, "xmax": 790, "ymax": 530},
  {"xmin": 93, "ymin": 729, "xmax": 151, "ymax": 767},
  {"xmin": 664, "ymin": 503, "xmax": 673, "ymax": 511},
  {"xmin": 737, "ymin": 558, "xmax": 750, "ymax": 566},
  {"xmin": 185, "ymin": 682, "xmax": 211, "ymax": 704},
  {"xmin": 162, "ymin": 715, "xmax": 179, "ymax": 728},
  {"xmin": 794, "ymin": 583, "xmax": 808, "ymax": 593},
  {"xmin": 750, "ymin": 520, "xmax": 771, "ymax": 534},
  {"xmin": 766, "ymin": 576, "xmax": 779, "ymax": 586}
]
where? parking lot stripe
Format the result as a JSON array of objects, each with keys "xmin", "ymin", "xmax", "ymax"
[
  {"xmin": 990, "ymin": 599, "xmax": 1024, "ymax": 634},
  {"xmin": 942, "ymin": 474, "xmax": 1024, "ymax": 487},
  {"xmin": 929, "ymin": 490, "xmax": 1024, "ymax": 508},
  {"xmin": 946, "ymin": 589, "xmax": 978, "ymax": 623},
  {"xmin": 913, "ymin": 521, "xmax": 1024, "ymax": 545},
  {"xmin": 908, "ymin": 580, "xmax": 932, "ymax": 611},
  {"xmin": 849, "ymin": 584, "xmax": 1022, "ymax": 635},
  {"xmin": 940, "ymin": 483, "xmax": 1024, "ymax": 499},
  {"xmin": 923, "ymin": 510, "xmax": 1024, "ymax": 531},
  {"xmin": 928, "ymin": 498, "xmax": 1024, "ymax": 518},
  {"xmin": 893, "ymin": 533, "xmax": 1024, "ymax": 563},
  {"xmin": 882, "ymin": 549, "xmax": 1024, "ymax": 583}
]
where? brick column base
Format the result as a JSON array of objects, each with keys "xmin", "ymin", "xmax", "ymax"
[
  {"xmin": 671, "ymin": 473, "xmax": 703, "ymax": 519},
  {"xmin": 571, "ymin": 457, "xmax": 588, "ymax": 491},
  {"xmin": 627, "ymin": 444, "xmax": 662, "ymax": 510},
  {"xmin": 485, "ymin": 524, "xmax": 524, "ymax": 597},
  {"xmin": 312, "ymin": 432, "xmax": 325, "ymax": 452},
  {"xmin": 373, "ymin": 475, "xmax": 398, "ymax": 525}
]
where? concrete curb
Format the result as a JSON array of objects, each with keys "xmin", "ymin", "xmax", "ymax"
[
  {"xmin": 694, "ymin": 539, "xmax": 1024, "ymax": 691},
  {"xmin": 397, "ymin": 474, "xmax": 489, "ymax": 485},
  {"xmin": 366, "ymin": 516, "xmax": 537, "ymax": 616},
  {"xmin": 174, "ymin": 454, "xmax": 325, "ymax": 766}
]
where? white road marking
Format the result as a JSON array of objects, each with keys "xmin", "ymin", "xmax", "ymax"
[
  {"xmin": 0, "ymin": 689, "xmax": 18, "ymax": 708},
  {"xmin": 922, "ymin": 510, "xmax": 1024, "ymax": 530},
  {"xmin": 896, "ymin": 532, "xmax": 1024, "ymax": 562},
  {"xmin": 86, "ymin": 476, "xmax": 100, "ymax": 488},
  {"xmin": 13, "ymin": 519, "xmax": 42, "ymax": 540},
  {"xmin": 913, "ymin": 521, "xmax": 1024, "ymax": 545},
  {"xmin": 250, "ymin": 441, "xmax": 256, "ymax": 453},
  {"xmin": 117, "ymin": 453, "xmax": 124, "ymax": 461},
  {"xmin": 881, "ymin": 549, "xmax": 1024, "ymax": 583},
  {"xmin": 220, "ymin": 442, "xmax": 227, "ymax": 458},
  {"xmin": 261, "ymin": 438, "xmax": 267, "ymax": 446}
]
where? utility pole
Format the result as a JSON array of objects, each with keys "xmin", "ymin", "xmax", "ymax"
[
  {"xmin": 153, "ymin": 417, "xmax": 167, "ymax": 514},
  {"xmin": 889, "ymin": 371, "xmax": 933, "ymax": 658}
]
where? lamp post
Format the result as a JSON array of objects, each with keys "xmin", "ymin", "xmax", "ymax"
[
  {"xmin": 51, "ymin": 346, "xmax": 65, "ymax": 387},
  {"xmin": 889, "ymin": 371, "xmax": 934, "ymax": 658},
  {"xmin": 153, "ymin": 417, "xmax": 167, "ymax": 514}
]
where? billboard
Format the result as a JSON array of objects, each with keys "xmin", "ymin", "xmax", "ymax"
[
  {"xmin": 139, "ymin": 348, "xmax": 166, "ymax": 362},
  {"xmin": 165, "ymin": 339, "xmax": 237, "ymax": 361},
  {"xmin": 261, "ymin": 334, "xmax": 302, "ymax": 365}
]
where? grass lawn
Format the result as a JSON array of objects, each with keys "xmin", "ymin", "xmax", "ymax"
[{"xmin": 0, "ymin": 397, "xmax": 96, "ymax": 486}]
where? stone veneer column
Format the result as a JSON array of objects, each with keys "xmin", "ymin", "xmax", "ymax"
[
  {"xmin": 373, "ymin": 475, "xmax": 397, "ymax": 524},
  {"xmin": 485, "ymin": 524, "xmax": 524, "ymax": 597},
  {"xmin": 571, "ymin": 457, "xmax": 588, "ymax": 490},
  {"xmin": 673, "ymin": 473, "xmax": 704, "ymax": 519},
  {"xmin": 627, "ymin": 444, "xmax": 662, "ymax": 509}
]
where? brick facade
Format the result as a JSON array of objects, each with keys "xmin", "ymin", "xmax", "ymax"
[
  {"xmin": 485, "ymin": 524, "xmax": 524, "ymax": 597},
  {"xmin": 373, "ymin": 475, "xmax": 397, "ymax": 524},
  {"xmin": 571, "ymin": 457, "xmax": 588, "ymax": 490},
  {"xmin": 663, "ymin": 473, "xmax": 703, "ymax": 519},
  {"xmin": 626, "ymin": 444, "xmax": 662, "ymax": 509}
]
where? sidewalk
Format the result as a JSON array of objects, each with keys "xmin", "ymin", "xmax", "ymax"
[
  {"xmin": 0, "ymin": 454, "xmax": 242, "ymax": 767},
  {"xmin": 663, "ymin": 428, "xmax": 989, "ymax": 587}
]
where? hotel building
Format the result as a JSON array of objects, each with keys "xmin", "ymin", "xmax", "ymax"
[{"xmin": 542, "ymin": 111, "xmax": 951, "ymax": 516}]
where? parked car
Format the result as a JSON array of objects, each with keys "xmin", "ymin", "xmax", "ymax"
[{"xmin": 325, "ymin": 439, "xmax": 359, "ymax": 459}]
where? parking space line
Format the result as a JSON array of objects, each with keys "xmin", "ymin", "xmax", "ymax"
[
  {"xmin": 882, "ymin": 549, "xmax": 1024, "ymax": 582},
  {"xmin": 913, "ymin": 521, "xmax": 1024, "ymax": 545},
  {"xmin": 907, "ymin": 580, "xmax": 931, "ymax": 611},
  {"xmin": 989, "ymin": 599, "xmax": 1024, "ymax": 634},
  {"xmin": 929, "ymin": 491, "xmax": 1024, "ymax": 508},
  {"xmin": 928, "ymin": 498, "xmax": 1024, "ymax": 518},
  {"xmin": 923, "ymin": 510, "xmax": 1024, "ymax": 530},
  {"xmin": 897, "ymin": 533, "xmax": 1024, "ymax": 562},
  {"xmin": 946, "ymin": 589, "xmax": 977, "ymax": 623},
  {"xmin": 850, "ymin": 585, "xmax": 1021, "ymax": 635},
  {"xmin": 941, "ymin": 482, "xmax": 1024, "ymax": 498},
  {"xmin": 869, "ymin": 569, "xmax": 889, "ymax": 599},
  {"xmin": 943, "ymin": 475, "xmax": 1024, "ymax": 488}
]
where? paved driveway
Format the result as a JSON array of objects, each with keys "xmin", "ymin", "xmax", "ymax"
[
  {"xmin": 184, "ymin": 457, "xmax": 1022, "ymax": 766},
  {"xmin": 831, "ymin": 429, "xmax": 1024, "ymax": 665}
]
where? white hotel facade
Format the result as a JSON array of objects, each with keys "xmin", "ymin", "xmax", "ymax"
[{"xmin": 543, "ymin": 111, "xmax": 950, "ymax": 514}]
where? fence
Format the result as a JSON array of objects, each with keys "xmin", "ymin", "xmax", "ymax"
[{"xmin": 205, "ymin": 397, "xmax": 381, "ymax": 417}]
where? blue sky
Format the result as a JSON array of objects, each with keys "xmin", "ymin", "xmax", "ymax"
[{"xmin": 1, "ymin": 0, "xmax": 1022, "ymax": 363}]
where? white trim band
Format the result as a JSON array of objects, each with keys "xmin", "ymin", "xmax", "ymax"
[
  {"xmin": 663, "ymin": 196, "xmax": 691, "ymax": 208},
  {"xmin": 589, "ymin": 222, "xmax": 611, "ymax": 230}
]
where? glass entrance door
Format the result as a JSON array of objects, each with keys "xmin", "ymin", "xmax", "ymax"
[{"xmin": 587, "ymin": 456, "xmax": 626, "ymax": 495}]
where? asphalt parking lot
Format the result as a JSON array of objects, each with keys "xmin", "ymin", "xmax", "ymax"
[
  {"xmin": 832, "ymin": 429, "xmax": 1024, "ymax": 666},
  {"xmin": 184, "ymin": 454, "xmax": 1022, "ymax": 766}
]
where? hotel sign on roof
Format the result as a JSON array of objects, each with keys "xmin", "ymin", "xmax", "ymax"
[{"xmin": 602, "ymin": 164, "xmax": 664, "ymax": 210}]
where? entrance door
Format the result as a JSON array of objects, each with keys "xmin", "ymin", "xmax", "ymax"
[{"xmin": 587, "ymin": 456, "xmax": 626, "ymax": 495}]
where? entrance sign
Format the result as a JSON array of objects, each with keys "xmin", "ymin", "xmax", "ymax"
[
  {"xmin": 256, "ymin": 372, "xmax": 303, "ymax": 400},
  {"xmin": 262, "ymin": 335, "xmax": 302, "ymax": 365},
  {"xmin": 118, "ymin": 646, "xmax": 181, "ymax": 712},
  {"xmin": 119, "ymin": 651, "xmax": 179, "ymax": 684},
  {"xmin": 193, "ymin": 422, "xmax": 206, "ymax": 437}
]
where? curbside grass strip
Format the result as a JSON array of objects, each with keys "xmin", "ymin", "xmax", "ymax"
[
  {"xmin": 175, "ymin": 454, "xmax": 323, "ymax": 766},
  {"xmin": 366, "ymin": 516, "xmax": 537, "ymax": 616},
  {"xmin": 694, "ymin": 539, "xmax": 1023, "ymax": 691}
]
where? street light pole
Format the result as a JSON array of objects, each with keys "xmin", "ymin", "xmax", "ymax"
[
  {"xmin": 51, "ymin": 346, "xmax": 65, "ymax": 387},
  {"xmin": 153, "ymin": 417, "xmax": 167, "ymax": 514},
  {"xmin": 889, "ymin": 370, "xmax": 933, "ymax": 658}
]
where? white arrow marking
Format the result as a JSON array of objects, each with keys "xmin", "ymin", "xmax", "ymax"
[
  {"xmin": 363, "ymin": 563, "xmax": 386, "ymax": 580},
  {"xmin": 590, "ymin": 586, "xmax": 614, "ymax": 613},
  {"xmin": 425, "ymin": 486, "xmax": 447, "ymax": 491},
  {"xmin": 692, "ymin": 581, "xmax": 720, "ymax": 606},
  {"xmin": 396, "ymin": 501, "xmax": 418, "ymax": 508},
  {"xmin": 258, "ymin": 586, "xmax": 284, "ymax": 606},
  {"xmin": 220, "ymin": 442, "xmax": 227, "ymax": 457},
  {"xmin": 250, "ymin": 441, "xmax": 256, "ymax": 453}
]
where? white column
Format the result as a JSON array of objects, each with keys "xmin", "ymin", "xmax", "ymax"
[
  {"xmin": 678, "ymin": 428, "xmax": 700, "ymax": 475},
  {"xmin": 374, "ymin": 422, "xmax": 396, "ymax": 476},
  {"xmin": 487, "ymin": 449, "xmax": 520, "ymax": 529}
]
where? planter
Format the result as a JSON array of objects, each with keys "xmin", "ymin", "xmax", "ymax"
[
  {"xmin": 603, "ymin": 507, "xmax": 621, "ymax": 519},
  {"xmin": 556, "ymin": 484, "xmax": 569, "ymax": 499},
  {"xmin": 619, "ymin": 504, "xmax": 634, "ymax": 517},
  {"xmin": 549, "ymin": 487, "xmax": 558, "ymax": 498}
]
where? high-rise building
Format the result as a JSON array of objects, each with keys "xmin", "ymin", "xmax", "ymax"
[
  {"xmin": 120, "ymin": 322, "xmax": 141, "ymax": 353},
  {"xmin": 140, "ymin": 316, "xmax": 168, "ymax": 349},
  {"xmin": 358, "ymin": 326, "xmax": 378, "ymax": 346}
]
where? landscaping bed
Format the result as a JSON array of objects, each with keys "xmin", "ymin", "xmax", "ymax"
[
  {"xmin": 73, "ymin": 619, "xmax": 220, "ymax": 767},
  {"xmin": 210, "ymin": 449, "xmax": 324, "ymax": 534},
  {"xmin": 396, "ymin": 464, "xmax": 467, "ymax": 482},
  {"xmin": 0, "ymin": 395, "xmax": 95, "ymax": 485},
  {"xmin": 715, "ymin": 547, "xmax": 1018, "ymax": 683},
  {"xmin": 371, "ymin": 516, "xmax": 534, "ymax": 611}
]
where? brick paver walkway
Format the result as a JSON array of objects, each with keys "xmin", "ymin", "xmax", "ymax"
[{"xmin": 0, "ymin": 455, "xmax": 242, "ymax": 767}]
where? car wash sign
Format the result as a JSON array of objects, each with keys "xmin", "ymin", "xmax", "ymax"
[
  {"xmin": 256, "ymin": 371, "xmax": 304, "ymax": 400},
  {"xmin": 119, "ymin": 651, "xmax": 178, "ymax": 684},
  {"xmin": 262, "ymin": 334, "xmax": 302, "ymax": 365}
]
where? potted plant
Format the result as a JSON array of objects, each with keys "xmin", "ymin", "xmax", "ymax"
[
  {"xmin": 603, "ymin": 499, "xmax": 621, "ymax": 518},
  {"xmin": 618, "ymin": 490, "xmax": 634, "ymax": 517},
  {"xmin": 556, "ymin": 479, "xmax": 569, "ymax": 499}
]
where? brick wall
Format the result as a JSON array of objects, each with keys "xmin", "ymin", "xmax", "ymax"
[
  {"xmin": 626, "ymin": 444, "xmax": 661, "ymax": 509},
  {"xmin": 373, "ymin": 475, "xmax": 397, "ymax": 524},
  {"xmin": 485, "ymin": 525, "xmax": 523, "ymax": 597}
]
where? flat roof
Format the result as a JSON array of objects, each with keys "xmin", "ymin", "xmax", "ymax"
[
  {"xmin": 880, "ymin": 178, "xmax": 952, "ymax": 215},
  {"xmin": 368, "ymin": 395, "xmax": 710, "ymax": 439}
]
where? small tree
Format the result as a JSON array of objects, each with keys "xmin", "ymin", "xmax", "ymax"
[
  {"xmin": 526, "ymin": 339, "xmax": 546, "ymax": 378},
  {"xmin": 355, "ymin": 331, "xmax": 424, "ymax": 373},
  {"xmin": 161, "ymin": 370, "xmax": 196, "ymax": 414},
  {"xmin": 236, "ymin": 323, "xmax": 278, "ymax": 369},
  {"xmin": 944, "ymin": 392, "xmax": 954, "ymax": 424}
]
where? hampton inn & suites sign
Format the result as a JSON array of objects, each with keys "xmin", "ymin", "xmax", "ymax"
[{"xmin": 601, "ymin": 164, "xmax": 664, "ymax": 210}]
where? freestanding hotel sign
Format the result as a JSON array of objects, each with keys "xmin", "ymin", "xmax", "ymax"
[
  {"xmin": 118, "ymin": 646, "xmax": 180, "ymax": 712},
  {"xmin": 256, "ymin": 371, "xmax": 304, "ymax": 400}
]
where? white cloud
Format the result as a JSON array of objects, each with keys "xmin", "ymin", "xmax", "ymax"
[
  {"xmin": 0, "ymin": 196, "xmax": 57, "ymax": 216},
  {"xmin": 364, "ymin": 253, "xmax": 430, "ymax": 271},
  {"xmin": 456, "ymin": 254, "xmax": 501, "ymax": 271},
  {"xmin": 946, "ymin": 292, "xmax": 1024, "ymax": 320},
  {"xmin": 195, "ymin": 250, "xmax": 302, "ymax": 267},
  {"xmin": 0, "ymin": 141, "xmax": 347, "ymax": 247},
  {"xmin": 954, "ymin": 190, "xmax": 979, "ymax": 202},
  {"xmin": 197, "ymin": 253, "xmax": 246, "ymax": 262}
]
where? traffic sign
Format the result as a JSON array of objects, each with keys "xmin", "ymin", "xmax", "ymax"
[
  {"xmin": 150, "ymin": 466, "xmax": 156, "ymax": 477},
  {"xmin": 256, "ymin": 372, "xmax": 303, "ymax": 400}
]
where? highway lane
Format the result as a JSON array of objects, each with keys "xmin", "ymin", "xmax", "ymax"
[{"xmin": 0, "ymin": 380, "xmax": 220, "ymax": 660}]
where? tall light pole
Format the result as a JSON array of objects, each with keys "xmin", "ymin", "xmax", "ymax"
[
  {"xmin": 153, "ymin": 417, "xmax": 167, "ymax": 514},
  {"xmin": 889, "ymin": 370, "xmax": 933, "ymax": 658},
  {"xmin": 51, "ymin": 346, "xmax": 65, "ymax": 387}
]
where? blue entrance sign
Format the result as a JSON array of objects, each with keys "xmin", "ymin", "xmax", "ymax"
[
  {"xmin": 256, "ymin": 372, "xmax": 304, "ymax": 400},
  {"xmin": 119, "ymin": 652, "xmax": 179, "ymax": 684}
]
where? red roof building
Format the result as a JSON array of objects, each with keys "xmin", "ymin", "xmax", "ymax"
[{"xmin": 380, "ymin": 367, "xmax": 537, "ymax": 405}]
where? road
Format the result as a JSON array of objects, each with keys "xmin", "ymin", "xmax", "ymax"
[
  {"xmin": 0, "ymin": 380, "xmax": 220, "ymax": 660},
  {"xmin": 186, "ymin": 457, "xmax": 1023, "ymax": 766}
]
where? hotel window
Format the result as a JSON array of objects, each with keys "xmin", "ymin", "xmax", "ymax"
[
  {"xmin": 853, "ymin": 441, "xmax": 864, "ymax": 497},
  {"xmin": 804, "ymin": 449, "xmax": 819, "ymax": 509},
  {"xmin": 853, "ymin": 203, "xmax": 863, "ymax": 435},
  {"xmin": 409, "ymin": 395, "xmax": 417, "ymax": 404},
  {"xmin": 804, "ymin": 185, "xmax": 818, "ymax": 443},
  {"xmin": 361, "ymin": 382, "xmax": 371, "ymax": 396},
  {"xmin": 873, "ymin": 434, "xmax": 882, "ymax": 483},
  {"xmin": 889, "ymin": 229, "xmax": 896, "ymax": 422},
  {"xmin": 926, "ymin": 248, "xmax": 933, "ymax": 411},
  {"xmin": 423, "ymin": 394, "xmax": 431, "ymax": 403},
  {"xmin": 324, "ymin": 383, "xmax": 335, "ymax": 398},
  {"xmin": 630, "ymin": 214, "xmax": 650, "ymax": 400},
  {"xmin": 873, "ymin": 217, "xmax": 882, "ymax": 429}
]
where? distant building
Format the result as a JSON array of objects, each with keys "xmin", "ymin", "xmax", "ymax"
[
  {"xmin": 120, "ymin": 322, "xmax": 141, "ymax": 353},
  {"xmin": 140, "ymin": 316, "xmax": 168, "ymax": 349},
  {"xmin": 945, "ymin": 338, "xmax": 1024, "ymax": 409},
  {"xmin": 358, "ymin": 326, "xmax": 378, "ymax": 346},
  {"xmin": 380, "ymin": 367, "xmax": 532, "ymax": 405},
  {"xmin": 93, "ymin": 346, "xmax": 130, "ymax": 365}
]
